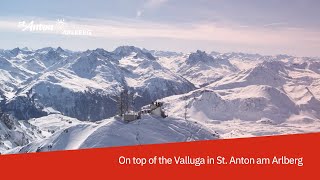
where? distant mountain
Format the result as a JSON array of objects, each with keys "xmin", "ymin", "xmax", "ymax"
[
  {"xmin": 148, "ymin": 49, "xmax": 184, "ymax": 57},
  {"xmin": 113, "ymin": 46, "xmax": 156, "ymax": 60},
  {"xmin": 157, "ymin": 50, "xmax": 238, "ymax": 87}
]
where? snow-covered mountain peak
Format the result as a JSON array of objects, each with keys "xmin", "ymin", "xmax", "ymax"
[
  {"xmin": 56, "ymin": 46, "xmax": 63, "ymax": 51},
  {"xmin": 35, "ymin": 47, "xmax": 55, "ymax": 54},
  {"xmin": 113, "ymin": 46, "xmax": 141, "ymax": 55},
  {"xmin": 45, "ymin": 49, "xmax": 62, "ymax": 59},
  {"xmin": 1, "ymin": 47, "xmax": 33, "ymax": 59},
  {"xmin": 21, "ymin": 47, "xmax": 31, "ymax": 51},
  {"xmin": 113, "ymin": 46, "xmax": 156, "ymax": 60},
  {"xmin": 158, "ymin": 50, "xmax": 239, "ymax": 87},
  {"xmin": 187, "ymin": 50, "xmax": 214, "ymax": 64},
  {"xmin": 10, "ymin": 47, "xmax": 21, "ymax": 56},
  {"xmin": 275, "ymin": 54, "xmax": 292, "ymax": 60},
  {"xmin": 93, "ymin": 48, "xmax": 116, "ymax": 59},
  {"xmin": 259, "ymin": 60, "xmax": 287, "ymax": 73}
]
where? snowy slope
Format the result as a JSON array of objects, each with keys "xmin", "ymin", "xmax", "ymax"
[{"xmin": 5, "ymin": 114, "xmax": 217, "ymax": 154}]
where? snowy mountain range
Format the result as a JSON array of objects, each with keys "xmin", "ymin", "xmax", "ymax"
[{"xmin": 1, "ymin": 46, "xmax": 319, "ymax": 154}]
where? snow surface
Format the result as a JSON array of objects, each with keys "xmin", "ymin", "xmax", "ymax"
[{"xmin": 5, "ymin": 114, "xmax": 217, "ymax": 154}]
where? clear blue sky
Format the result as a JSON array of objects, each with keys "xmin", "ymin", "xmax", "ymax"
[{"xmin": 1, "ymin": 0, "xmax": 320, "ymax": 56}]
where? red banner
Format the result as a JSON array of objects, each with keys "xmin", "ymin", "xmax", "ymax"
[{"xmin": 0, "ymin": 133, "xmax": 319, "ymax": 179}]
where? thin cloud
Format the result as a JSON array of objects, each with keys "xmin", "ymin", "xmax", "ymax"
[
  {"xmin": 136, "ymin": 10, "xmax": 143, "ymax": 18},
  {"xmin": 136, "ymin": 0, "xmax": 169, "ymax": 18}
]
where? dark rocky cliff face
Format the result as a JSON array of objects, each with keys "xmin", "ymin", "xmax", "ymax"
[
  {"xmin": 5, "ymin": 96, "xmax": 48, "ymax": 120},
  {"xmin": 3, "ymin": 88, "xmax": 117, "ymax": 121},
  {"xmin": 53, "ymin": 91, "xmax": 118, "ymax": 121}
]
